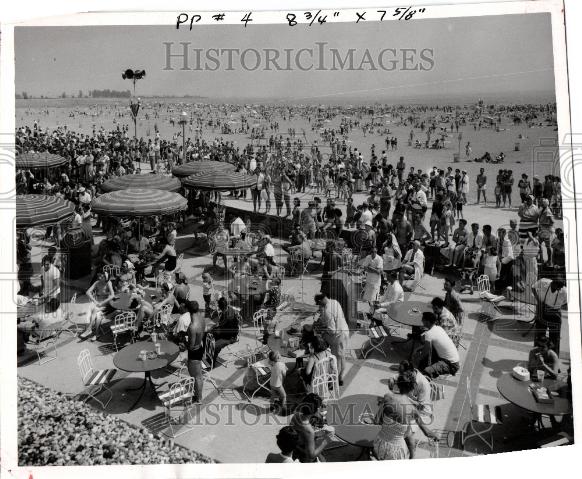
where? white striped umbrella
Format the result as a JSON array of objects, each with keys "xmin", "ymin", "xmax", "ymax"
[
  {"xmin": 16, "ymin": 152, "xmax": 69, "ymax": 170},
  {"xmin": 171, "ymin": 160, "xmax": 236, "ymax": 178},
  {"xmin": 16, "ymin": 194, "xmax": 75, "ymax": 227},
  {"xmin": 92, "ymin": 189, "xmax": 187, "ymax": 217},
  {"xmin": 101, "ymin": 174, "xmax": 182, "ymax": 193},
  {"xmin": 181, "ymin": 171, "xmax": 257, "ymax": 191}
]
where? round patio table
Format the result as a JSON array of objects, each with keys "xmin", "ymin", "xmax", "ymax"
[
  {"xmin": 229, "ymin": 276, "xmax": 268, "ymax": 297},
  {"xmin": 113, "ymin": 340, "xmax": 180, "ymax": 411},
  {"xmin": 386, "ymin": 301, "xmax": 431, "ymax": 327},
  {"xmin": 497, "ymin": 373, "xmax": 572, "ymax": 416},
  {"xmin": 110, "ymin": 289, "xmax": 158, "ymax": 311},
  {"xmin": 327, "ymin": 393, "xmax": 382, "ymax": 457}
]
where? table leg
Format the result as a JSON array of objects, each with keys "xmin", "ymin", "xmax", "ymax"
[{"xmin": 127, "ymin": 371, "xmax": 156, "ymax": 412}]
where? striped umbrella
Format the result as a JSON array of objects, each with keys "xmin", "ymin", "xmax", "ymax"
[
  {"xmin": 181, "ymin": 171, "xmax": 257, "ymax": 191},
  {"xmin": 16, "ymin": 194, "xmax": 75, "ymax": 228},
  {"xmin": 92, "ymin": 189, "xmax": 187, "ymax": 217},
  {"xmin": 172, "ymin": 161, "xmax": 236, "ymax": 178},
  {"xmin": 16, "ymin": 152, "xmax": 69, "ymax": 170},
  {"xmin": 101, "ymin": 174, "xmax": 182, "ymax": 193}
]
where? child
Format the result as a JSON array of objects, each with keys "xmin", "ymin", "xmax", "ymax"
[
  {"xmin": 269, "ymin": 350, "xmax": 288, "ymax": 414},
  {"xmin": 494, "ymin": 181, "xmax": 502, "ymax": 208},
  {"xmin": 201, "ymin": 272, "xmax": 214, "ymax": 317},
  {"xmin": 455, "ymin": 192, "xmax": 464, "ymax": 219}
]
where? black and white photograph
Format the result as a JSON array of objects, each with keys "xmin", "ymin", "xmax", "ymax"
[{"xmin": 0, "ymin": 0, "xmax": 580, "ymax": 475}]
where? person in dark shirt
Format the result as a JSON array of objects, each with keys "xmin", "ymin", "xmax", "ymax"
[{"xmin": 211, "ymin": 297, "xmax": 240, "ymax": 363}]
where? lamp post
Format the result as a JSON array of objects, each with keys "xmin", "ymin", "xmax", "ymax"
[
  {"xmin": 179, "ymin": 111, "xmax": 188, "ymax": 164},
  {"xmin": 122, "ymin": 69, "xmax": 146, "ymax": 140}
]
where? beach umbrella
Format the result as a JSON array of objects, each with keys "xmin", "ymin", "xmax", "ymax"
[
  {"xmin": 100, "ymin": 174, "xmax": 181, "ymax": 193},
  {"xmin": 92, "ymin": 189, "xmax": 187, "ymax": 217},
  {"xmin": 16, "ymin": 194, "xmax": 75, "ymax": 228},
  {"xmin": 171, "ymin": 161, "xmax": 236, "ymax": 178},
  {"xmin": 181, "ymin": 171, "xmax": 257, "ymax": 191},
  {"xmin": 16, "ymin": 152, "xmax": 69, "ymax": 170}
]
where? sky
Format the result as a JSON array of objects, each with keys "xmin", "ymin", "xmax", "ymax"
[{"xmin": 15, "ymin": 13, "xmax": 556, "ymax": 102}]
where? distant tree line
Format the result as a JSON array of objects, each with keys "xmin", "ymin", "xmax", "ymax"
[{"xmin": 90, "ymin": 89, "xmax": 131, "ymax": 98}]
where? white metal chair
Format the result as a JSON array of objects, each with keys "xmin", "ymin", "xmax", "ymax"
[
  {"xmin": 159, "ymin": 377, "xmax": 197, "ymax": 438},
  {"xmin": 110, "ymin": 311, "xmax": 137, "ymax": 351},
  {"xmin": 103, "ymin": 265, "xmax": 121, "ymax": 278},
  {"xmin": 461, "ymin": 376, "xmax": 502, "ymax": 452},
  {"xmin": 173, "ymin": 253, "xmax": 185, "ymax": 274},
  {"xmin": 252, "ymin": 309, "xmax": 269, "ymax": 346},
  {"xmin": 310, "ymin": 355, "xmax": 340, "ymax": 404},
  {"xmin": 77, "ymin": 349, "xmax": 117, "ymax": 409},
  {"xmin": 361, "ymin": 325, "xmax": 389, "ymax": 359},
  {"xmin": 25, "ymin": 330, "xmax": 59, "ymax": 365},
  {"xmin": 477, "ymin": 275, "xmax": 505, "ymax": 321}
]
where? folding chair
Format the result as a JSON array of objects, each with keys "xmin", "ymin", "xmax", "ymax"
[
  {"xmin": 77, "ymin": 349, "xmax": 117, "ymax": 409},
  {"xmin": 461, "ymin": 377, "xmax": 502, "ymax": 452},
  {"xmin": 243, "ymin": 359, "xmax": 272, "ymax": 402},
  {"xmin": 26, "ymin": 330, "xmax": 59, "ymax": 365},
  {"xmin": 110, "ymin": 311, "xmax": 137, "ymax": 351},
  {"xmin": 310, "ymin": 355, "xmax": 340, "ymax": 404},
  {"xmin": 477, "ymin": 275, "xmax": 505, "ymax": 321},
  {"xmin": 361, "ymin": 325, "xmax": 389, "ymax": 359},
  {"xmin": 159, "ymin": 377, "xmax": 197, "ymax": 438}
]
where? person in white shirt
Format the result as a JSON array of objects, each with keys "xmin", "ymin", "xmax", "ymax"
[
  {"xmin": 78, "ymin": 186, "xmax": 92, "ymax": 205},
  {"xmin": 359, "ymin": 246, "xmax": 383, "ymax": 304},
  {"xmin": 359, "ymin": 202, "xmax": 374, "ymax": 225},
  {"xmin": 464, "ymin": 222, "xmax": 484, "ymax": 268},
  {"xmin": 40, "ymin": 255, "xmax": 60, "ymax": 300},
  {"xmin": 532, "ymin": 278, "xmax": 567, "ymax": 356},
  {"xmin": 373, "ymin": 272, "xmax": 404, "ymax": 323},
  {"xmin": 402, "ymin": 240, "xmax": 424, "ymax": 276},
  {"xmin": 496, "ymin": 227, "xmax": 514, "ymax": 291},
  {"xmin": 418, "ymin": 312, "xmax": 460, "ymax": 378}
]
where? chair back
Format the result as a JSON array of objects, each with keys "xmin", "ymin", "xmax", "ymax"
[
  {"xmin": 103, "ymin": 265, "xmax": 121, "ymax": 278},
  {"xmin": 429, "ymin": 379, "xmax": 446, "ymax": 402},
  {"xmin": 70, "ymin": 292, "xmax": 77, "ymax": 304},
  {"xmin": 159, "ymin": 303, "xmax": 173, "ymax": 325},
  {"xmin": 311, "ymin": 354, "xmax": 340, "ymax": 402},
  {"xmin": 165, "ymin": 377, "xmax": 196, "ymax": 406},
  {"xmin": 253, "ymin": 309, "xmax": 269, "ymax": 332},
  {"xmin": 77, "ymin": 349, "xmax": 94, "ymax": 384},
  {"xmin": 115, "ymin": 311, "xmax": 137, "ymax": 330},
  {"xmin": 176, "ymin": 253, "xmax": 184, "ymax": 269},
  {"xmin": 477, "ymin": 275, "xmax": 490, "ymax": 294}
]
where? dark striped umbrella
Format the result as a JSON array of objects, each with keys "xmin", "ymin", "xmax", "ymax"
[
  {"xmin": 101, "ymin": 174, "xmax": 182, "ymax": 193},
  {"xmin": 16, "ymin": 195, "xmax": 75, "ymax": 227},
  {"xmin": 172, "ymin": 161, "xmax": 236, "ymax": 178},
  {"xmin": 181, "ymin": 171, "xmax": 257, "ymax": 191},
  {"xmin": 92, "ymin": 189, "xmax": 187, "ymax": 217},
  {"xmin": 16, "ymin": 152, "xmax": 69, "ymax": 170}
]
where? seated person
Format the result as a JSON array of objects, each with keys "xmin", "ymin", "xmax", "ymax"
[
  {"xmin": 251, "ymin": 256, "xmax": 273, "ymax": 279},
  {"xmin": 287, "ymin": 232, "xmax": 312, "ymax": 272},
  {"xmin": 211, "ymin": 297, "xmax": 240, "ymax": 363},
  {"xmin": 18, "ymin": 298, "xmax": 65, "ymax": 342},
  {"xmin": 128, "ymin": 230, "xmax": 150, "ymax": 254},
  {"xmin": 528, "ymin": 336, "xmax": 560, "ymax": 380},
  {"xmin": 261, "ymin": 277, "xmax": 282, "ymax": 317},
  {"xmin": 283, "ymin": 224, "xmax": 305, "ymax": 252},
  {"xmin": 388, "ymin": 360, "xmax": 433, "ymax": 425},
  {"xmin": 416, "ymin": 312, "xmax": 460, "ymax": 379},
  {"xmin": 212, "ymin": 224, "xmax": 230, "ymax": 270},
  {"xmin": 300, "ymin": 335, "xmax": 333, "ymax": 389},
  {"xmin": 82, "ymin": 271, "xmax": 115, "ymax": 341},
  {"xmin": 430, "ymin": 297, "xmax": 460, "ymax": 339},
  {"xmin": 372, "ymin": 272, "xmax": 404, "ymax": 324},
  {"xmin": 155, "ymin": 282, "xmax": 181, "ymax": 318},
  {"xmin": 129, "ymin": 290, "xmax": 155, "ymax": 337},
  {"xmin": 265, "ymin": 427, "xmax": 300, "ymax": 463},
  {"xmin": 400, "ymin": 240, "xmax": 424, "ymax": 292},
  {"xmin": 173, "ymin": 272, "xmax": 190, "ymax": 307}
]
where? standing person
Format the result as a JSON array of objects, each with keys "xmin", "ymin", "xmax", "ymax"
[
  {"xmin": 40, "ymin": 255, "xmax": 61, "ymax": 301},
  {"xmin": 496, "ymin": 228, "xmax": 515, "ymax": 291},
  {"xmin": 314, "ymin": 292, "xmax": 349, "ymax": 386},
  {"xmin": 518, "ymin": 174, "xmax": 532, "ymax": 203},
  {"xmin": 476, "ymin": 168, "xmax": 487, "ymax": 205},
  {"xmin": 532, "ymin": 278, "xmax": 567, "ymax": 356},
  {"xmin": 211, "ymin": 297, "xmax": 240, "ymax": 363},
  {"xmin": 359, "ymin": 246, "xmax": 384, "ymax": 307},
  {"xmin": 518, "ymin": 195, "xmax": 540, "ymax": 240},
  {"xmin": 503, "ymin": 170, "xmax": 514, "ymax": 208},
  {"xmin": 185, "ymin": 300, "xmax": 205, "ymax": 402},
  {"xmin": 396, "ymin": 156, "xmax": 406, "ymax": 184},
  {"xmin": 538, "ymin": 198, "xmax": 555, "ymax": 264},
  {"xmin": 281, "ymin": 169, "xmax": 293, "ymax": 217},
  {"xmin": 459, "ymin": 170, "xmax": 469, "ymax": 204},
  {"xmin": 252, "ymin": 166, "xmax": 265, "ymax": 213},
  {"xmin": 268, "ymin": 350, "xmax": 288, "ymax": 414},
  {"xmin": 273, "ymin": 172, "xmax": 284, "ymax": 217}
]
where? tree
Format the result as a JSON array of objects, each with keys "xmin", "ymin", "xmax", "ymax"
[
  {"xmin": 22, "ymin": 91, "xmax": 28, "ymax": 99},
  {"xmin": 78, "ymin": 90, "xmax": 83, "ymax": 98}
]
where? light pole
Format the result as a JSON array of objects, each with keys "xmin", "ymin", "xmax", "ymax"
[
  {"xmin": 179, "ymin": 111, "xmax": 188, "ymax": 164},
  {"xmin": 122, "ymin": 69, "xmax": 146, "ymax": 140}
]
